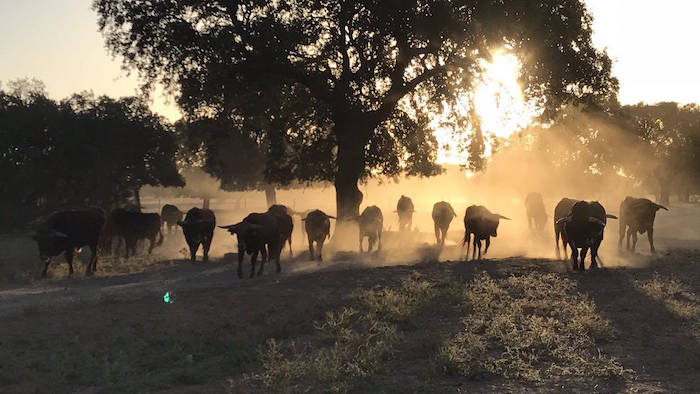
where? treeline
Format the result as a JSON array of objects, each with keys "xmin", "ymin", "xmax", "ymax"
[
  {"xmin": 488, "ymin": 102, "xmax": 700, "ymax": 204},
  {"xmin": 0, "ymin": 79, "xmax": 183, "ymax": 230}
]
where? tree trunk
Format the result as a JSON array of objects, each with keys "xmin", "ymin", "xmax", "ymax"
[
  {"xmin": 264, "ymin": 185, "xmax": 277, "ymax": 208},
  {"xmin": 334, "ymin": 137, "xmax": 365, "ymax": 221}
]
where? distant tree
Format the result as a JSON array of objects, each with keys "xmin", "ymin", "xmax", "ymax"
[
  {"xmin": 96, "ymin": 0, "xmax": 617, "ymax": 220},
  {"xmin": 623, "ymin": 103, "xmax": 700, "ymax": 203},
  {"xmin": 0, "ymin": 83, "xmax": 183, "ymax": 229},
  {"xmin": 176, "ymin": 115, "xmax": 278, "ymax": 207}
]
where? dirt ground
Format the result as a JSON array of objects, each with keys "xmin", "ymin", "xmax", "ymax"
[
  {"xmin": 1, "ymin": 200, "xmax": 698, "ymax": 393},
  {"xmin": 0, "ymin": 242, "xmax": 698, "ymax": 393}
]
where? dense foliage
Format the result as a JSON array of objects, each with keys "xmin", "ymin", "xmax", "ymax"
[
  {"xmin": 0, "ymin": 79, "xmax": 183, "ymax": 229},
  {"xmin": 95, "ymin": 0, "xmax": 617, "ymax": 219}
]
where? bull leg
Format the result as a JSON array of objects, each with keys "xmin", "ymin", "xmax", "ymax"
[
  {"xmin": 188, "ymin": 241, "xmax": 198, "ymax": 262},
  {"xmin": 377, "ymin": 231, "xmax": 382, "ymax": 251},
  {"xmin": 275, "ymin": 249, "xmax": 282, "ymax": 274},
  {"xmin": 237, "ymin": 251, "xmax": 244, "ymax": 279},
  {"xmin": 590, "ymin": 244, "xmax": 600, "ymax": 269},
  {"xmin": 484, "ymin": 237, "xmax": 491, "ymax": 256},
  {"xmin": 648, "ymin": 228, "xmax": 656, "ymax": 254},
  {"xmin": 288, "ymin": 235, "xmax": 293, "ymax": 257},
  {"xmin": 618, "ymin": 223, "xmax": 625, "ymax": 249},
  {"xmin": 203, "ymin": 235, "xmax": 212, "ymax": 262},
  {"xmin": 434, "ymin": 223, "xmax": 440, "ymax": 245},
  {"xmin": 87, "ymin": 243, "xmax": 98, "ymax": 276},
  {"xmin": 127, "ymin": 238, "xmax": 137, "ymax": 258},
  {"xmin": 476, "ymin": 239, "xmax": 483, "ymax": 260},
  {"xmin": 65, "ymin": 249, "xmax": 74, "ymax": 276},
  {"xmin": 252, "ymin": 251, "xmax": 260, "ymax": 277},
  {"xmin": 465, "ymin": 232, "xmax": 470, "ymax": 260},
  {"xmin": 147, "ymin": 236, "xmax": 156, "ymax": 254},
  {"xmin": 631, "ymin": 232, "xmax": 638, "ymax": 252},
  {"xmin": 318, "ymin": 239, "xmax": 325, "ymax": 262},
  {"xmin": 555, "ymin": 229, "xmax": 561, "ymax": 259},
  {"xmin": 570, "ymin": 248, "xmax": 579, "ymax": 271},
  {"xmin": 41, "ymin": 258, "xmax": 51, "ymax": 278},
  {"xmin": 626, "ymin": 229, "xmax": 632, "ymax": 251},
  {"xmin": 308, "ymin": 235, "xmax": 315, "ymax": 260},
  {"xmin": 368, "ymin": 237, "xmax": 375, "ymax": 253},
  {"xmin": 261, "ymin": 246, "xmax": 268, "ymax": 266},
  {"xmin": 359, "ymin": 233, "xmax": 364, "ymax": 253},
  {"xmin": 471, "ymin": 238, "xmax": 477, "ymax": 260},
  {"xmin": 580, "ymin": 246, "xmax": 589, "ymax": 270}
]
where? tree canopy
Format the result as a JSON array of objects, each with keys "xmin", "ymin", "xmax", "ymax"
[
  {"xmin": 0, "ymin": 79, "xmax": 183, "ymax": 229},
  {"xmin": 95, "ymin": 0, "xmax": 618, "ymax": 219}
]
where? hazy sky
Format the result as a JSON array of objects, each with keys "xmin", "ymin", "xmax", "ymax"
[{"xmin": 1, "ymin": 0, "xmax": 699, "ymax": 122}]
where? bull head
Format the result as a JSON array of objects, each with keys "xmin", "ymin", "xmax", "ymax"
[
  {"xmin": 654, "ymin": 204, "xmax": 669, "ymax": 211},
  {"xmin": 32, "ymin": 230, "xmax": 70, "ymax": 261}
]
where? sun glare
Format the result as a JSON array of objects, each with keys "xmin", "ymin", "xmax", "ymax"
[{"xmin": 433, "ymin": 52, "xmax": 540, "ymax": 165}]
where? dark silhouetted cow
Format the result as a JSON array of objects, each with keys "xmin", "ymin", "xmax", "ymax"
[
  {"xmin": 161, "ymin": 204, "xmax": 183, "ymax": 234},
  {"xmin": 619, "ymin": 197, "xmax": 668, "ymax": 253},
  {"xmin": 525, "ymin": 192, "xmax": 547, "ymax": 231},
  {"xmin": 557, "ymin": 200, "xmax": 617, "ymax": 270},
  {"xmin": 177, "ymin": 208, "xmax": 215, "ymax": 262},
  {"xmin": 303, "ymin": 209, "xmax": 335, "ymax": 261},
  {"xmin": 395, "ymin": 195, "xmax": 415, "ymax": 232},
  {"xmin": 267, "ymin": 204, "xmax": 294, "ymax": 257},
  {"xmin": 463, "ymin": 205, "xmax": 510, "ymax": 260},
  {"xmin": 220, "ymin": 212, "xmax": 280, "ymax": 278},
  {"xmin": 107, "ymin": 209, "xmax": 163, "ymax": 257},
  {"xmin": 554, "ymin": 198, "xmax": 579, "ymax": 259},
  {"xmin": 432, "ymin": 201, "xmax": 457, "ymax": 246},
  {"xmin": 358, "ymin": 206, "xmax": 383, "ymax": 253},
  {"xmin": 32, "ymin": 208, "xmax": 105, "ymax": 277}
]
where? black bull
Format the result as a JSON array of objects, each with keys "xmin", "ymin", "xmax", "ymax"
[
  {"xmin": 220, "ymin": 212, "xmax": 281, "ymax": 279},
  {"xmin": 32, "ymin": 208, "xmax": 105, "ymax": 277},
  {"xmin": 557, "ymin": 200, "xmax": 618, "ymax": 271}
]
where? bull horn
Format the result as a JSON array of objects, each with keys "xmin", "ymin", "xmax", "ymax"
[
  {"xmin": 655, "ymin": 204, "xmax": 669, "ymax": 211},
  {"xmin": 605, "ymin": 214, "xmax": 618, "ymax": 220},
  {"xmin": 498, "ymin": 215, "xmax": 511, "ymax": 220},
  {"xmin": 54, "ymin": 231, "xmax": 69, "ymax": 238},
  {"xmin": 326, "ymin": 215, "xmax": 337, "ymax": 220},
  {"xmin": 555, "ymin": 217, "xmax": 570, "ymax": 225},
  {"xmin": 589, "ymin": 217, "xmax": 606, "ymax": 226}
]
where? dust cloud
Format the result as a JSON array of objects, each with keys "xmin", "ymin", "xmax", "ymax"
[{"xmin": 140, "ymin": 110, "xmax": 699, "ymax": 271}]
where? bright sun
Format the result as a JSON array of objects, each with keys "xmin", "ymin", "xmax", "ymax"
[{"xmin": 433, "ymin": 52, "xmax": 539, "ymax": 164}]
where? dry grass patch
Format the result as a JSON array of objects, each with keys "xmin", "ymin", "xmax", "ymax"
[
  {"xmin": 636, "ymin": 273, "xmax": 700, "ymax": 337},
  {"xmin": 439, "ymin": 272, "xmax": 626, "ymax": 383},
  {"xmin": 255, "ymin": 273, "xmax": 436, "ymax": 393}
]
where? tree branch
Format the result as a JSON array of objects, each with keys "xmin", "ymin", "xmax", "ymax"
[{"xmin": 371, "ymin": 65, "xmax": 447, "ymax": 126}]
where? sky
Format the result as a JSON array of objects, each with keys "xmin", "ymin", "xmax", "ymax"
[{"xmin": 1, "ymin": 0, "xmax": 700, "ymax": 123}]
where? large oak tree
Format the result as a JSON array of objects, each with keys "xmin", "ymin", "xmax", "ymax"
[{"xmin": 95, "ymin": 0, "xmax": 617, "ymax": 219}]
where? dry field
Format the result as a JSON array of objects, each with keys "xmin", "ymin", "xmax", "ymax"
[{"xmin": 0, "ymin": 201, "xmax": 698, "ymax": 393}]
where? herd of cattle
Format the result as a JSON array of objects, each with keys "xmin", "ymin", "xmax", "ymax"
[{"xmin": 30, "ymin": 193, "xmax": 668, "ymax": 279}]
